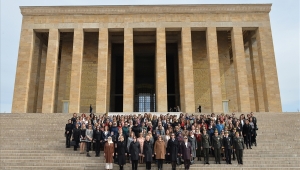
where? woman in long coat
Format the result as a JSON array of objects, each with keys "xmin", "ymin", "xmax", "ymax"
[
  {"xmin": 180, "ymin": 136, "xmax": 192, "ymax": 170},
  {"xmin": 154, "ymin": 135, "xmax": 166, "ymax": 170},
  {"xmin": 167, "ymin": 133, "xmax": 179, "ymax": 170},
  {"xmin": 104, "ymin": 137, "xmax": 115, "ymax": 170},
  {"xmin": 117, "ymin": 136, "xmax": 127, "ymax": 170},
  {"xmin": 129, "ymin": 137, "xmax": 141, "ymax": 170},
  {"xmin": 143, "ymin": 135, "xmax": 153, "ymax": 170},
  {"xmin": 188, "ymin": 131, "xmax": 197, "ymax": 164}
]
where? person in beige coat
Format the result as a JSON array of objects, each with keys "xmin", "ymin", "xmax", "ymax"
[{"xmin": 154, "ymin": 135, "xmax": 166, "ymax": 170}]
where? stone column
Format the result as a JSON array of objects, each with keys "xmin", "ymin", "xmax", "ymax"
[
  {"xmin": 181, "ymin": 27, "xmax": 195, "ymax": 113},
  {"xmin": 231, "ymin": 27, "xmax": 251, "ymax": 112},
  {"xmin": 256, "ymin": 26, "xmax": 282, "ymax": 112},
  {"xmin": 69, "ymin": 29, "xmax": 84, "ymax": 113},
  {"xmin": 42, "ymin": 29, "xmax": 60, "ymax": 113},
  {"xmin": 249, "ymin": 38, "xmax": 265, "ymax": 112},
  {"xmin": 11, "ymin": 29, "xmax": 35, "ymax": 113},
  {"xmin": 123, "ymin": 28, "xmax": 134, "ymax": 112},
  {"xmin": 156, "ymin": 27, "xmax": 167, "ymax": 112},
  {"xmin": 206, "ymin": 27, "xmax": 223, "ymax": 113},
  {"xmin": 96, "ymin": 28, "xmax": 109, "ymax": 113}
]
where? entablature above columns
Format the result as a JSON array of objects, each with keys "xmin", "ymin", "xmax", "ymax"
[{"xmin": 20, "ymin": 4, "xmax": 271, "ymax": 16}]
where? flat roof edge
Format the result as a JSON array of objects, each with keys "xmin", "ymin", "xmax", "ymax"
[{"xmin": 19, "ymin": 4, "xmax": 272, "ymax": 16}]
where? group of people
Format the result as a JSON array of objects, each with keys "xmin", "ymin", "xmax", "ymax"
[{"xmin": 65, "ymin": 112, "xmax": 258, "ymax": 170}]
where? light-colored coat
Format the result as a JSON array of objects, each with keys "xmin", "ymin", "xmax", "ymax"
[{"xmin": 154, "ymin": 140, "xmax": 166, "ymax": 159}]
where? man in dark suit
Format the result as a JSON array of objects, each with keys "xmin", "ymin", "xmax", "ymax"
[
  {"xmin": 242, "ymin": 119, "xmax": 253, "ymax": 149},
  {"xmin": 223, "ymin": 131, "xmax": 232, "ymax": 164},
  {"xmin": 180, "ymin": 136, "xmax": 192, "ymax": 170},
  {"xmin": 201, "ymin": 129, "xmax": 211, "ymax": 165},
  {"xmin": 211, "ymin": 130, "xmax": 222, "ymax": 164},
  {"xmin": 233, "ymin": 132, "xmax": 244, "ymax": 165},
  {"xmin": 167, "ymin": 133, "xmax": 180, "ymax": 170}
]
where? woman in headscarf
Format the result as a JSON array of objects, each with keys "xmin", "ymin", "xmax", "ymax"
[{"xmin": 104, "ymin": 136, "xmax": 115, "ymax": 170}]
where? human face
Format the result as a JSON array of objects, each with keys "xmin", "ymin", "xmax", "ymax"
[{"xmin": 171, "ymin": 133, "xmax": 175, "ymax": 139}]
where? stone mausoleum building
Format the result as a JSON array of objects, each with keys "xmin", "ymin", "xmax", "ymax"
[{"xmin": 12, "ymin": 4, "xmax": 282, "ymax": 114}]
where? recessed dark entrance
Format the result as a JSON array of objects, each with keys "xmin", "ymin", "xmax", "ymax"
[{"xmin": 134, "ymin": 43, "xmax": 156, "ymax": 112}]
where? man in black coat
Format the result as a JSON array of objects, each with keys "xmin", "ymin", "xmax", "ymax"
[
  {"xmin": 129, "ymin": 137, "xmax": 141, "ymax": 170},
  {"xmin": 72, "ymin": 123, "xmax": 81, "ymax": 151},
  {"xmin": 143, "ymin": 135, "xmax": 153, "ymax": 170},
  {"xmin": 242, "ymin": 119, "xmax": 253, "ymax": 149},
  {"xmin": 65, "ymin": 119, "xmax": 73, "ymax": 148},
  {"xmin": 222, "ymin": 131, "xmax": 233, "ymax": 164},
  {"xmin": 167, "ymin": 133, "xmax": 180, "ymax": 170}
]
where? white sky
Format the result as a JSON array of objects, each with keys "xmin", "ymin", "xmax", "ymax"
[{"xmin": 0, "ymin": 0, "xmax": 299, "ymax": 112}]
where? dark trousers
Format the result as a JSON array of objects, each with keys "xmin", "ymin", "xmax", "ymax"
[
  {"xmin": 145, "ymin": 161, "xmax": 151, "ymax": 169},
  {"xmin": 236, "ymin": 149, "xmax": 243, "ymax": 164},
  {"xmin": 203, "ymin": 148, "xmax": 209, "ymax": 163},
  {"xmin": 119, "ymin": 165, "xmax": 124, "ymax": 170},
  {"xmin": 214, "ymin": 148, "xmax": 221, "ymax": 163},
  {"xmin": 232, "ymin": 149, "xmax": 236, "ymax": 160},
  {"xmin": 65, "ymin": 133, "xmax": 71, "ymax": 147},
  {"xmin": 183, "ymin": 159, "xmax": 190, "ymax": 169},
  {"xmin": 95, "ymin": 140, "xmax": 101, "ymax": 156},
  {"xmin": 171, "ymin": 161, "xmax": 176, "ymax": 170},
  {"xmin": 74, "ymin": 139, "xmax": 79, "ymax": 150},
  {"xmin": 131, "ymin": 160, "xmax": 138, "ymax": 170},
  {"xmin": 225, "ymin": 149, "xmax": 232, "ymax": 163},
  {"xmin": 244, "ymin": 134, "xmax": 252, "ymax": 148},
  {"xmin": 86, "ymin": 142, "xmax": 91, "ymax": 152},
  {"xmin": 157, "ymin": 159, "xmax": 163, "ymax": 169}
]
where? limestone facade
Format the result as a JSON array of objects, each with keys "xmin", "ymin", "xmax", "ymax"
[{"xmin": 12, "ymin": 4, "xmax": 282, "ymax": 113}]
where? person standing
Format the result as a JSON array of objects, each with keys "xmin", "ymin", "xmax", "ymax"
[
  {"xmin": 222, "ymin": 131, "xmax": 232, "ymax": 164},
  {"xmin": 154, "ymin": 135, "xmax": 166, "ymax": 170},
  {"xmin": 188, "ymin": 131, "xmax": 197, "ymax": 164},
  {"xmin": 129, "ymin": 136, "xmax": 141, "ymax": 170},
  {"xmin": 94, "ymin": 126, "xmax": 102, "ymax": 157},
  {"xmin": 89, "ymin": 104, "xmax": 93, "ymax": 113},
  {"xmin": 211, "ymin": 130, "xmax": 222, "ymax": 164},
  {"xmin": 116, "ymin": 136, "xmax": 127, "ymax": 170},
  {"xmin": 167, "ymin": 133, "xmax": 179, "ymax": 170},
  {"xmin": 201, "ymin": 129, "xmax": 210, "ymax": 165},
  {"xmin": 180, "ymin": 136, "xmax": 192, "ymax": 170},
  {"xmin": 242, "ymin": 119, "xmax": 253, "ymax": 149},
  {"xmin": 72, "ymin": 123, "xmax": 81, "ymax": 151},
  {"xmin": 143, "ymin": 135, "xmax": 154, "ymax": 170},
  {"xmin": 194, "ymin": 127, "xmax": 202, "ymax": 161},
  {"xmin": 65, "ymin": 119, "xmax": 73, "ymax": 148},
  {"xmin": 80, "ymin": 124, "xmax": 87, "ymax": 154},
  {"xmin": 104, "ymin": 137, "xmax": 115, "ymax": 170},
  {"xmin": 233, "ymin": 132, "xmax": 244, "ymax": 165},
  {"xmin": 229, "ymin": 128, "xmax": 237, "ymax": 160},
  {"xmin": 85, "ymin": 124, "xmax": 94, "ymax": 157}
]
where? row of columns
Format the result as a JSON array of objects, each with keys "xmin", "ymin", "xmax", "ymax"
[{"xmin": 12, "ymin": 26, "xmax": 281, "ymax": 113}]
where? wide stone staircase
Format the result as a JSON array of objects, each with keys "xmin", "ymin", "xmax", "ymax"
[{"xmin": 0, "ymin": 112, "xmax": 300, "ymax": 169}]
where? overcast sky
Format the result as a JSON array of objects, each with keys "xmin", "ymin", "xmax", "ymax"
[{"xmin": 0, "ymin": 0, "xmax": 299, "ymax": 113}]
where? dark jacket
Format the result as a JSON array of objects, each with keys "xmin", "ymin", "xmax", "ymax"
[
  {"xmin": 72, "ymin": 127, "xmax": 81, "ymax": 140},
  {"xmin": 117, "ymin": 140, "xmax": 127, "ymax": 165},
  {"xmin": 65, "ymin": 123, "xmax": 73, "ymax": 134},
  {"xmin": 222, "ymin": 136, "xmax": 232, "ymax": 150},
  {"xmin": 179, "ymin": 142, "xmax": 192, "ymax": 160},
  {"xmin": 233, "ymin": 136, "xmax": 244, "ymax": 150},
  {"xmin": 132, "ymin": 125, "xmax": 141, "ymax": 138},
  {"xmin": 242, "ymin": 124, "xmax": 253, "ymax": 135},
  {"xmin": 94, "ymin": 130, "xmax": 102, "ymax": 141},
  {"xmin": 201, "ymin": 134, "xmax": 211, "ymax": 148},
  {"xmin": 212, "ymin": 135, "xmax": 222, "ymax": 149},
  {"xmin": 102, "ymin": 131, "xmax": 110, "ymax": 142},
  {"xmin": 129, "ymin": 141, "xmax": 141, "ymax": 161},
  {"xmin": 143, "ymin": 140, "xmax": 153, "ymax": 162},
  {"xmin": 167, "ymin": 138, "xmax": 179, "ymax": 162}
]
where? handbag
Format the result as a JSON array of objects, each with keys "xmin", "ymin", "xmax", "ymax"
[
  {"xmin": 176, "ymin": 155, "xmax": 182, "ymax": 165},
  {"xmin": 70, "ymin": 141, "xmax": 76, "ymax": 146}
]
